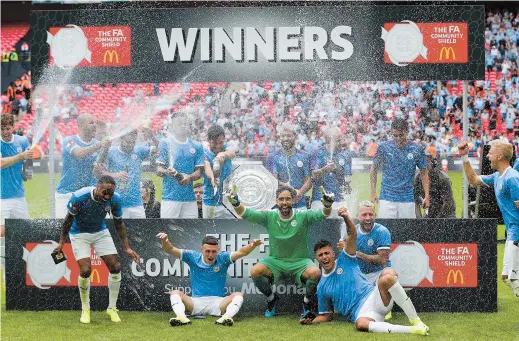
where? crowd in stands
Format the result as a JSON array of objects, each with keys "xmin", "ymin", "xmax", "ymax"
[{"xmin": 3, "ymin": 8, "xmax": 519, "ymax": 159}]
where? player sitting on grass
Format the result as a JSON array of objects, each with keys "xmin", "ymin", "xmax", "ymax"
[
  {"xmin": 157, "ymin": 233, "xmax": 262, "ymax": 327},
  {"xmin": 300, "ymin": 207, "xmax": 430, "ymax": 336},
  {"xmin": 226, "ymin": 184, "xmax": 333, "ymax": 318}
]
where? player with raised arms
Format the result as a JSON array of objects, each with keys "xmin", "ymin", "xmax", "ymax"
[
  {"xmin": 300, "ymin": 207, "xmax": 429, "ymax": 336},
  {"xmin": 53, "ymin": 175, "xmax": 140, "ymax": 324},
  {"xmin": 460, "ymin": 140, "xmax": 519, "ymax": 298},
  {"xmin": 226, "ymin": 184, "xmax": 334, "ymax": 317},
  {"xmin": 156, "ymin": 234, "xmax": 262, "ymax": 326}
]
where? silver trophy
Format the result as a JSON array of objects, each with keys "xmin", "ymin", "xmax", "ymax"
[{"xmin": 223, "ymin": 163, "xmax": 278, "ymax": 217}]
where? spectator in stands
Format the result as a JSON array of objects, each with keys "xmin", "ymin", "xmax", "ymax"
[
  {"xmin": 194, "ymin": 182, "xmax": 204, "ymax": 219},
  {"xmin": 266, "ymin": 122, "xmax": 312, "ymax": 210},
  {"xmin": 414, "ymin": 153, "xmax": 456, "ymax": 218},
  {"xmin": 156, "ymin": 111, "xmax": 204, "ymax": 219},
  {"xmin": 1, "ymin": 113, "xmax": 33, "ymax": 278},
  {"xmin": 141, "ymin": 179, "xmax": 161, "ymax": 218},
  {"xmin": 54, "ymin": 114, "xmax": 111, "ymax": 218},
  {"xmin": 370, "ymin": 118, "xmax": 429, "ymax": 219},
  {"xmin": 20, "ymin": 41, "xmax": 29, "ymax": 61}
]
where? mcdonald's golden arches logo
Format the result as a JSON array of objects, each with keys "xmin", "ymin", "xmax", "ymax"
[
  {"xmin": 90, "ymin": 269, "xmax": 101, "ymax": 284},
  {"xmin": 439, "ymin": 47, "xmax": 456, "ymax": 60},
  {"xmin": 103, "ymin": 50, "xmax": 119, "ymax": 64},
  {"xmin": 446, "ymin": 269, "xmax": 464, "ymax": 284}
]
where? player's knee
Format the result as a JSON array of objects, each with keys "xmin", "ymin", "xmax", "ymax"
[
  {"xmin": 250, "ymin": 265, "xmax": 264, "ymax": 279},
  {"xmin": 355, "ymin": 318, "xmax": 370, "ymax": 331},
  {"xmin": 170, "ymin": 290, "xmax": 182, "ymax": 296},
  {"xmin": 306, "ymin": 267, "xmax": 321, "ymax": 281},
  {"xmin": 79, "ymin": 270, "xmax": 91, "ymax": 278},
  {"xmin": 381, "ymin": 267, "xmax": 398, "ymax": 278},
  {"xmin": 108, "ymin": 262, "xmax": 121, "ymax": 274},
  {"xmin": 380, "ymin": 273, "xmax": 396, "ymax": 287},
  {"xmin": 231, "ymin": 292, "xmax": 244, "ymax": 298}
]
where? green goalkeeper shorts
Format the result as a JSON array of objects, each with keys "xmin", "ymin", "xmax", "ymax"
[{"xmin": 260, "ymin": 257, "xmax": 316, "ymax": 286}]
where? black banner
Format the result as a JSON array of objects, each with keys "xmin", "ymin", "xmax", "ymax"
[
  {"xmin": 6, "ymin": 218, "xmax": 496, "ymax": 313},
  {"xmin": 31, "ymin": 4, "xmax": 484, "ymax": 84}
]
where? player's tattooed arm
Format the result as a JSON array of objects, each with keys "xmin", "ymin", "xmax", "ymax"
[
  {"xmin": 338, "ymin": 207, "xmax": 357, "ymax": 256},
  {"xmin": 54, "ymin": 213, "xmax": 74, "ymax": 252},
  {"xmin": 156, "ymin": 163, "xmax": 180, "ymax": 178},
  {"xmin": 114, "ymin": 219, "xmax": 140, "ymax": 262},
  {"xmin": 300, "ymin": 313, "xmax": 333, "ymax": 325},
  {"xmin": 356, "ymin": 249, "xmax": 389, "ymax": 267},
  {"xmin": 114, "ymin": 219, "xmax": 130, "ymax": 249}
]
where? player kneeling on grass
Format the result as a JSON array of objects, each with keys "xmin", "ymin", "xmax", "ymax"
[
  {"xmin": 54, "ymin": 175, "xmax": 140, "ymax": 324},
  {"xmin": 300, "ymin": 207, "xmax": 430, "ymax": 336},
  {"xmin": 157, "ymin": 233, "xmax": 262, "ymax": 326}
]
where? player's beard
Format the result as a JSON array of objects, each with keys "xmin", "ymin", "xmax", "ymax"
[
  {"xmin": 281, "ymin": 140, "xmax": 294, "ymax": 151},
  {"xmin": 279, "ymin": 204, "xmax": 292, "ymax": 218}
]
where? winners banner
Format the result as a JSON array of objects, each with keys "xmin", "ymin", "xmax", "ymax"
[
  {"xmin": 30, "ymin": 4, "xmax": 484, "ymax": 84},
  {"xmin": 6, "ymin": 218, "xmax": 496, "ymax": 313}
]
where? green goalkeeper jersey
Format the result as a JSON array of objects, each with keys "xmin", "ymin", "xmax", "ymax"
[{"xmin": 242, "ymin": 208, "xmax": 327, "ymax": 259}]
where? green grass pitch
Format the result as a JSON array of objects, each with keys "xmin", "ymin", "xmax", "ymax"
[{"xmin": 1, "ymin": 172, "xmax": 516, "ymax": 341}]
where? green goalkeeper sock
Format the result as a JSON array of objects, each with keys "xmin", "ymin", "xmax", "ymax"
[
  {"xmin": 305, "ymin": 279, "xmax": 318, "ymax": 298},
  {"xmin": 253, "ymin": 276, "xmax": 273, "ymax": 297}
]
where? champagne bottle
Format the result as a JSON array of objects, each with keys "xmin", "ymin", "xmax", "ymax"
[
  {"xmin": 172, "ymin": 169, "xmax": 184, "ymax": 182},
  {"xmin": 119, "ymin": 164, "xmax": 129, "ymax": 191},
  {"xmin": 22, "ymin": 158, "xmax": 33, "ymax": 181},
  {"xmin": 213, "ymin": 159, "xmax": 221, "ymax": 177}
]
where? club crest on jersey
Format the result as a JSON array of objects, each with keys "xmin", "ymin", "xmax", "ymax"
[
  {"xmin": 213, "ymin": 265, "xmax": 220, "ymax": 272},
  {"xmin": 297, "ymin": 160, "xmax": 303, "ymax": 167},
  {"xmin": 367, "ymin": 239, "xmax": 374, "ymax": 246},
  {"xmin": 189, "ymin": 148, "xmax": 196, "ymax": 154},
  {"xmin": 337, "ymin": 267, "xmax": 344, "ymax": 275},
  {"xmin": 131, "ymin": 154, "xmax": 137, "ymax": 160},
  {"xmin": 67, "ymin": 140, "xmax": 75, "ymax": 148},
  {"xmin": 339, "ymin": 159, "xmax": 345, "ymax": 166},
  {"xmin": 291, "ymin": 220, "xmax": 297, "ymax": 227},
  {"xmin": 17, "ymin": 147, "xmax": 22, "ymax": 153},
  {"xmin": 407, "ymin": 153, "xmax": 414, "ymax": 160}
]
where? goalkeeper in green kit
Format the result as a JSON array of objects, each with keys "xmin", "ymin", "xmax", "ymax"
[{"xmin": 226, "ymin": 184, "xmax": 334, "ymax": 318}]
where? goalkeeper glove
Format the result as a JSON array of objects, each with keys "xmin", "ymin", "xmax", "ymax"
[
  {"xmin": 226, "ymin": 184, "xmax": 241, "ymax": 207},
  {"xmin": 320, "ymin": 186, "xmax": 335, "ymax": 208}
]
